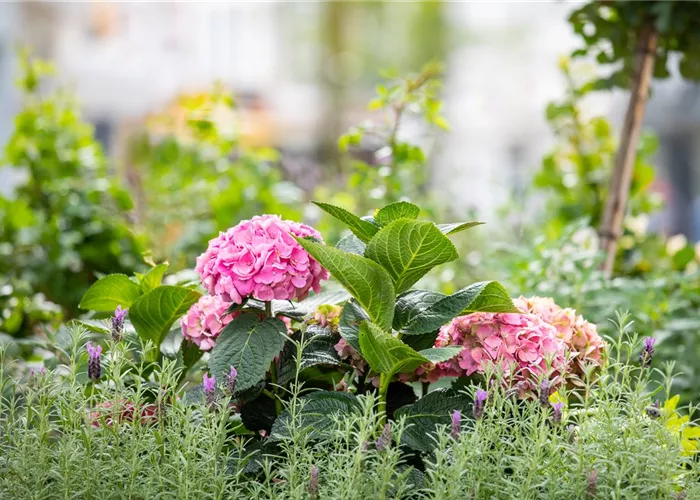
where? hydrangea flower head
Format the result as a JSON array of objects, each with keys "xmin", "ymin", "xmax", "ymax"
[
  {"xmin": 433, "ymin": 311, "xmax": 566, "ymax": 390},
  {"xmin": 181, "ymin": 294, "xmax": 237, "ymax": 351},
  {"xmin": 514, "ymin": 296, "xmax": 605, "ymax": 372},
  {"xmin": 196, "ymin": 215, "xmax": 329, "ymax": 304}
]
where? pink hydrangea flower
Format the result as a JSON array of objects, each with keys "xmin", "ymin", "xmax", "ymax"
[
  {"xmin": 181, "ymin": 294, "xmax": 237, "ymax": 351},
  {"xmin": 334, "ymin": 337, "xmax": 367, "ymax": 375},
  {"xmin": 432, "ymin": 312, "xmax": 566, "ymax": 391},
  {"xmin": 513, "ymin": 296, "xmax": 605, "ymax": 373},
  {"xmin": 195, "ymin": 215, "xmax": 329, "ymax": 304}
]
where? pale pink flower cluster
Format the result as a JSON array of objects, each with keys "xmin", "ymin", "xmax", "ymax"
[
  {"xmin": 181, "ymin": 294, "xmax": 237, "ymax": 351},
  {"xmin": 334, "ymin": 338, "xmax": 367, "ymax": 375},
  {"xmin": 195, "ymin": 215, "xmax": 329, "ymax": 304},
  {"xmin": 513, "ymin": 296, "xmax": 605, "ymax": 373},
  {"xmin": 431, "ymin": 312, "xmax": 567, "ymax": 390}
]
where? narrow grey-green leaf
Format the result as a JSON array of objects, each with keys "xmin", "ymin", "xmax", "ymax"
[
  {"xmin": 365, "ymin": 219, "xmax": 458, "ymax": 294},
  {"xmin": 295, "ymin": 237, "xmax": 395, "ymax": 330},
  {"xmin": 140, "ymin": 263, "xmax": 169, "ymax": 293},
  {"xmin": 312, "ymin": 201, "xmax": 379, "ymax": 242},
  {"xmin": 209, "ymin": 313, "xmax": 288, "ymax": 392},
  {"xmin": 79, "ymin": 274, "xmax": 142, "ymax": 312},
  {"xmin": 418, "ymin": 346, "xmax": 463, "ymax": 364},
  {"xmin": 402, "ymin": 281, "xmax": 518, "ymax": 335},
  {"xmin": 437, "ymin": 221, "xmax": 484, "ymax": 235},
  {"xmin": 277, "ymin": 335, "xmax": 341, "ymax": 386},
  {"xmin": 338, "ymin": 299, "xmax": 368, "ymax": 352},
  {"xmin": 336, "ymin": 234, "xmax": 366, "ymax": 255},
  {"xmin": 128, "ymin": 286, "xmax": 201, "ymax": 345},
  {"xmin": 374, "ymin": 201, "xmax": 420, "ymax": 226},
  {"xmin": 393, "ymin": 290, "xmax": 446, "ymax": 331}
]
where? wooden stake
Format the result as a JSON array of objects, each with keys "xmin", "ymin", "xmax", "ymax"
[{"xmin": 599, "ymin": 23, "xmax": 658, "ymax": 278}]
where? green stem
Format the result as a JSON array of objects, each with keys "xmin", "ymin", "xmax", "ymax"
[
  {"xmin": 265, "ymin": 301, "xmax": 283, "ymax": 415},
  {"xmin": 378, "ymin": 373, "xmax": 390, "ymax": 425}
]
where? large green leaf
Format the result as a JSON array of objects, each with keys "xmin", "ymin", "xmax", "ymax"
[
  {"xmin": 336, "ymin": 234, "xmax": 366, "ymax": 256},
  {"xmin": 395, "ymin": 389, "xmax": 474, "ymax": 452},
  {"xmin": 393, "ymin": 290, "xmax": 446, "ymax": 331},
  {"xmin": 338, "ymin": 299, "xmax": 369, "ymax": 352},
  {"xmin": 365, "ymin": 219, "xmax": 458, "ymax": 294},
  {"xmin": 436, "ymin": 222, "xmax": 484, "ymax": 235},
  {"xmin": 312, "ymin": 201, "xmax": 379, "ymax": 242},
  {"xmin": 129, "ymin": 286, "xmax": 201, "ymax": 345},
  {"xmin": 79, "ymin": 274, "xmax": 142, "ymax": 312},
  {"xmin": 270, "ymin": 391, "xmax": 362, "ymax": 440},
  {"xmin": 208, "ymin": 313, "xmax": 288, "ymax": 392},
  {"xmin": 139, "ymin": 263, "xmax": 169, "ymax": 293},
  {"xmin": 295, "ymin": 238, "xmax": 395, "ymax": 330},
  {"xmin": 278, "ymin": 335, "xmax": 342, "ymax": 386},
  {"xmin": 374, "ymin": 201, "xmax": 420, "ymax": 226},
  {"xmin": 358, "ymin": 321, "xmax": 427, "ymax": 377},
  {"xmin": 418, "ymin": 346, "xmax": 463, "ymax": 364},
  {"xmin": 401, "ymin": 281, "xmax": 518, "ymax": 335}
]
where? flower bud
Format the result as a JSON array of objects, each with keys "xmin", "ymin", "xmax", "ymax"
[
  {"xmin": 86, "ymin": 342, "xmax": 102, "ymax": 382},
  {"xmin": 473, "ymin": 389, "xmax": 488, "ymax": 420}
]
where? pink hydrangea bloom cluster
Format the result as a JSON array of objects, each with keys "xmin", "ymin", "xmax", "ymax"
[
  {"xmin": 181, "ymin": 294, "xmax": 237, "ymax": 351},
  {"xmin": 334, "ymin": 338, "xmax": 367, "ymax": 375},
  {"xmin": 195, "ymin": 215, "xmax": 329, "ymax": 304},
  {"xmin": 513, "ymin": 296, "xmax": 605, "ymax": 372},
  {"xmin": 431, "ymin": 312, "xmax": 567, "ymax": 390}
]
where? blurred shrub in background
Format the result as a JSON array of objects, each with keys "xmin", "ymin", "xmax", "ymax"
[{"xmin": 0, "ymin": 52, "xmax": 144, "ymax": 337}]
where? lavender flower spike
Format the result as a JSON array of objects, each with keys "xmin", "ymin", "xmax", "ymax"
[
  {"xmin": 225, "ymin": 365, "xmax": 238, "ymax": 395},
  {"xmin": 538, "ymin": 379, "xmax": 550, "ymax": 407},
  {"xmin": 375, "ymin": 423, "xmax": 392, "ymax": 452},
  {"xmin": 551, "ymin": 402, "xmax": 564, "ymax": 425},
  {"xmin": 308, "ymin": 466, "xmax": 319, "ymax": 498},
  {"xmin": 451, "ymin": 410, "xmax": 462, "ymax": 439},
  {"xmin": 639, "ymin": 337, "xmax": 656, "ymax": 368},
  {"xmin": 203, "ymin": 373, "xmax": 217, "ymax": 405},
  {"xmin": 111, "ymin": 305, "xmax": 128, "ymax": 342},
  {"xmin": 473, "ymin": 389, "xmax": 488, "ymax": 420},
  {"xmin": 86, "ymin": 342, "xmax": 102, "ymax": 381}
]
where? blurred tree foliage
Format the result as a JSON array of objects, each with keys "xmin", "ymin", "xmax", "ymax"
[
  {"xmin": 126, "ymin": 87, "xmax": 303, "ymax": 268},
  {"xmin": 0, "ymin": 52, "xmax": 144, "ymax": 336}
]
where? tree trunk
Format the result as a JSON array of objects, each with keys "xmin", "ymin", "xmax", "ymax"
[{"xmin": 599, "ymin": 23, "xmax": 658, "ymax": 277}]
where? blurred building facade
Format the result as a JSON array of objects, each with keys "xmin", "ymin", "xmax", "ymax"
[{"xmin": 1, "ymin": 1, "xmax": 699, "ymax": 236}]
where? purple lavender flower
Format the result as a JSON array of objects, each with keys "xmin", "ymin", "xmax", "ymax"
[
  {"xmin": 375, "ymin": 423, "xmax": 392, "ymax": 452},
  {"xmin": 587, "ymin": 470, "xmax": 598, "ymax": 497},
  {"xmin": 111, "ymin": 305, "xmax": 128, "ymax": 342},
  {"xmin": 639, "ymin": 337, "xmax": 656, "ymax": 368},
  {"xmin": 473, "ymin": 389, "xmax": 488, "ymax": 420},
  {"xmin": 225, "ymin": 365, "xmax": 237, "ymax": 395},
  {"xmin": 86, "ymin": 342, "xmax": 102, "ymax": 381},
  {"xmin": 538, "ymin": 379, "xmax": 550, "ymax": 406},
  {"xmin": 203, "ymin": 373, "xmax": 216, "ymax": 406},
  {"xmin": 308, "ymin": 466, "xmax": 319, "ymax": 498},
  {"xmin": 551, "ymin": 402, "xmax": 564, "ymax": 425},
  {"xmin": 451, "ymin": 410, "xmax": 462, "ymax": 440}
]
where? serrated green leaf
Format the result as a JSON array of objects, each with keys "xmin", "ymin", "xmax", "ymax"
[
  {"xmin": 395, "ymin": 389, "xmax": 474, "ymax": 452},
  {"xmin": 140, "ymin": 263, "xmax": 169, "ymax": 293},
  {"xmin": 312, "ymin": 201, "xmax": 379, "ymax": 242},
  {"xmin": 270, "ymin": 391, "xmax": 361, "ymax": 440},
  {"xmin": 336, "ymin": 234, "xmax": 366, "ymax": 255},
  {"xmin": 295, "ymin": 238, "xmax": 395, "ymax": 330},
  {"xmin": 181, "ymin": 338, "xmax": 204, "ymax": 369},
  {"xmin": 79, "ymin": 274, "xmax": 142, "ymax": 312},
  {"xmin": 359, "ymin": 321, "xmax": 427, "ymax": 376},
  {"xmin": 374, "ymin": 201, "xmax": 420, "ymax": 226},
  {"xmin": 129, "ymin": 286, "xmax": 201, "ymax": 345},
  {"xmin": 393, "ymin": 290, "xmax": 446, "ymax": 331},
  {"xmin": 278, "ymin": 335, "xmax": 341, "ymax": 386},
  {"xmin": 208, "ymin": 313, "xmax": 288, "ymax": 392},
  {"xmin": 338, "ymin": 299, "xmax": 368, "ymax": 352},
  {"xmin": 436, "ymin": 222, "xmax": 484, "ymax": 235},
  {"xmin": 365, "ymin": 219, "xmax": 458, "ymax": 294},
  {"xmin": 418, "ymin": 346, "xmax": 463, "ymax": 364},
  {"xmin": 401, "ymin": 281, "xmax": 517, "ymax": 335}
]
